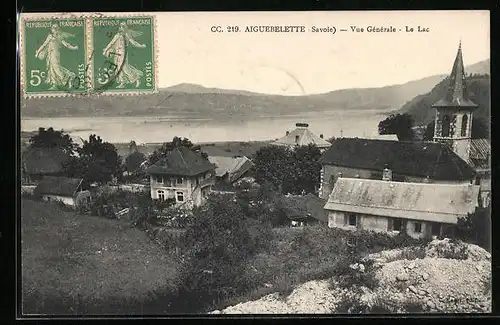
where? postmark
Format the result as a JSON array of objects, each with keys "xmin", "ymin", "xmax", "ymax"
[
  {"xmin": 20, "ymin": 17, "xmax": 88, "ymax": 98},
  {"xmin": 91, "ymin": 16, "xmax": 157, "ymax": 95}
]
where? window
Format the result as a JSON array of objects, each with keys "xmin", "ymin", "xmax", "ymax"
[
  {"xmin": 346, "ymin": 214, "xmax": 357, "ymax": 227},
  {"xmin": 176, "ymin": 177, "xmax": 183, "ymax": 185},
  {"xmin": 176, "ymin": 191, "xmax": 184, "ymax": 202},
  {"xmin": 441, "ymin": 115, "xmax": 451, "ymax": 137},
  {"xmin": 156, "ymin": 175, "xmax": 163, "ymax": 183},
  {"xmin": 388, "ymin": 218, "xmax": 403, "ymax": 231},
  {"xmin": 431, "ymin": 223, "xmax": 441, "ymax": 236},
  {"xmin": 295, "ymin": 135, "xmax": 300, "ymax": 143},
  {"xmin": 157, "ymin": 190, "xmax": 165, "ymax": 201},
  {"xmin": 414, "ymin": 222, "xmax": 422, "ymax": 233},
  {"xmin": 461, "ymin": 114, "xmax": 468, "ymax": 137},
  {"xmin": 196, "ymin": 178, "xmax": 200, "ymax": 186}
]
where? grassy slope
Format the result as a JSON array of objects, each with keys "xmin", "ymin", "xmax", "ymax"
[{"xmin": 21, "ymin": 199, "xmax": 180, "ymax": 315}]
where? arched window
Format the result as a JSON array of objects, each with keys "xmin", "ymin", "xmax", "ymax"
[
  {"xmin": 461, "ymin": 114, "xmax": 468, "ymax": 137},
  {"xmin": 441, "ymin": 115, "xmax": 451, "ymax": 137}
]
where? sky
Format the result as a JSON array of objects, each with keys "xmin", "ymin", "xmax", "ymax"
[{"xmin": 20, "ymin": 11, "xmax": 490, "ymax": 95}]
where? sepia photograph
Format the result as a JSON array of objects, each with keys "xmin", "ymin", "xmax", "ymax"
[{"xmin": 18, "ymin": 10, "xmax": 491, "ymax": 316}]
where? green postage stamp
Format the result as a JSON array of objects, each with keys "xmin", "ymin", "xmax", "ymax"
[
  {"xmin": 91, "ymin": 16, "xmax": 156, "ymax": 94},
  {"xmin": 19, "ymin": 14, "xmax": 157, "ymax": 97},
  {"xmin": 21, "ymin": 18, "xmax": 88, "ymax": 97}
]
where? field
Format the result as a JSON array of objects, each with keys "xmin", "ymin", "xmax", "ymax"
[
  {"xmin": 21, "ymin": 197, "xmax": 419, "ymax": 315},
  {"xmin": 21, "ymin": 199, "xmax": 180, "ymax": 315}
]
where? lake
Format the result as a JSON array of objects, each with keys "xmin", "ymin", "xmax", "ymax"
[{"xmin": 21, "ymin": 109, "xmax": 386, "ymax": 144}]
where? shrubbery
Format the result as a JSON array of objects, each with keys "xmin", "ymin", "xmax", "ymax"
[{"xmin": 170, "ymin": 195, "xmax": 272, "ymax": 313}]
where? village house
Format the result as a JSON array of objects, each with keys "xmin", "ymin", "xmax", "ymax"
[
  {"xmin": 318, "ymin": 138, "xmax": 475, "ymax": 200},
  {"xmin": 147, "ymin": 146, "xmax": 216, "ymax": 207},
  {"xmin": 323, "ymin": 177, "xmax": 480, "ymax": 239},
  {"xmin": 34, "ymin": 176, "xmax": 91, "ymax": 208},
  {"xmin": 271, "ymin": 123, "xmax": 331, "ymax": 151},
  {"xmin": 208, "ymin": 155, "xmax": 254, "ymax": 193},
  {"xmin": 279, "ymin": 193, "xmax": 328, "ymax": 227},
  {"xmin": 21, "ymin": 147, "xmax": 70, "ymax": 183},
  {"xmin": 431, "ymin": 42, "xmax": 491, "ymax": 208}
]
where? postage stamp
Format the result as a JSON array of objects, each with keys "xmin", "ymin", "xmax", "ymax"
[
  {"xmin": 21, "ymin": 17, "xmax": 88, "ymax": 97},
  {"xmin": 90, "ymin": 16, "xmax": 157, "ymax": 95}
]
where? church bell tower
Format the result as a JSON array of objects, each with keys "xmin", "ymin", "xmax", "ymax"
[{"xmin": 432, "ymin": 42, "xmax": 478, "ymax": 163}]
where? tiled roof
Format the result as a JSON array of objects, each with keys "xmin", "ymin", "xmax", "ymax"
[
  {"xmin": 319, "ymin": 138, "xmax": 475, "ymax": 181},
  {"xmin": 432, "ymin": 43, "xmax": 478, "ymax": 108},
  {"xmin": 34, "ymin": 176, "xmax": 83, "ymax": 197},
  {"xmin": 146, "ymin": 146, "xmax": 215, "ymax": 176},
  {"xmin": 22, "ymin": 147, "xmax": 70, "ymax": 175},
  {"xmin": 324, "ymin": 178, "xmax": 480, "ymax": 224},
  {"xmin": 280, "ymin": 193, "xmax": 328, "ymax": 222},
  {"xmin": 271, "ymin": 125, "xmax": 331, "ymax": 148},
  {"xmin": 468, "ymin": 138, "xmax": 490, "ymax": 170},
  {"xmin": 208, "ymin": 156, "xmax": 254, "ymax": 182}
]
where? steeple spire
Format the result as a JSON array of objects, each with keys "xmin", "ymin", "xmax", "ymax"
[{"xmin": 432, "ymin": 41, "xmax": 477, "ymax": 108}]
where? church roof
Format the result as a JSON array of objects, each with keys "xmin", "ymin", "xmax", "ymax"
[
  {"xmin": 432, "ymin": 42, "xmax": 478, "ymax": 108},
  {"xmin": 271, "ymin": 123, "xmax": 331, "ymax": 148}
]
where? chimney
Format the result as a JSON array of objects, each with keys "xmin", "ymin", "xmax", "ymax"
[
  {"xmin": 320, "ymin": 134, "xmax": 324, "ymax": 139},
  {"xmin": 382, "ymin": 165, "xmax": 392, "ymax": 181}
]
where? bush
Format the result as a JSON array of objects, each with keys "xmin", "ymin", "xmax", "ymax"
[{"xmin": 171, "ymin": 196, "xmax": 270, "ymax": 312}]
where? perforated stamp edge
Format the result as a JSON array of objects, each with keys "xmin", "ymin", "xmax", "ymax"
[{"xmin": 19, "ymin": 13, "xmax": 90, "ymax": 99}]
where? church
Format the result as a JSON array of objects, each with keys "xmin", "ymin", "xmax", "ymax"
[
  {"xmin": 431, "ymin": 42, "xmax": 491, "ymax": 207},
  {"xmin": 319, "ymin": 42, "xmax": 491, "ymax": 208}
]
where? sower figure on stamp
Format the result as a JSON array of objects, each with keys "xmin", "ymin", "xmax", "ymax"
[
  {"xmin": 35, "ymin": 24, "xmax": 79, "ymax": 90},
  {"xmin": 103, "ymin": 22, "xmax": 147, "ymax": 89}
]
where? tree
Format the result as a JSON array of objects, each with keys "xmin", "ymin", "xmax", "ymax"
[
  {"xmin": 125, "ymin": 151, "xmax": 146, "ymax": 175},
  {"xmin": 147, "ymin": 136, "xmax": 207, "ymax": 166},
  {"xmin": 71, "ymin": 134, "xmax": 123, "ymax": 184},
  {"xmin": 29, "ymin": 127, "xmax": 77, "ymax": 156},
  {"xmin": 253, "ymin": 146, "xmax": 294, "ymax": 193},
  {"xmin": 455, "ymin": 207, "xmax": 491, "ymax": 251},
  {"xmin": 423, "ymin": 116, "xmax": 490, "ymax": 141},
  {"xmin": 378, "ymin": 113, "xmax": 415, "ymax": 141},
  {"xmin": 172, "ymin": 195, "xmax": 269, "ymax": 312},
  {"xmin": 292, "ymin": 144, "xmax": 322, "ymax": 194},
  {"xmin": 254, "ymin": 144, "xmax": 322, "ymax": 195}
]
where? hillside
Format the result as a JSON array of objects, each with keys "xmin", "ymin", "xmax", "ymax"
[
  {"xmin": 399, "ymin": 74, "xmax": 491, "ymax": 126},
  {"xmin": 21, "ymin": 59, "xmax": 489, "ymax": 118}
]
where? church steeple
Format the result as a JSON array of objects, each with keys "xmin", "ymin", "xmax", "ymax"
[
  {"xmin": 433, "ymin": 42, "xmax": 478, "ymax": 108},
  {"xmin": 432, "ymin": 42, "xmax": 477, "ymax": 164}
]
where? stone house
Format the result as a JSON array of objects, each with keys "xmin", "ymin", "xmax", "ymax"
[
  {"xmin": 34, "ymin": 176, "xmax": 91, "ymax": 208},
  {"xmin": 21, "ymin": 147, "xmax": 70, "ymax": 184},
  {"xmin": 318, "ymin": 138, "xmax": 476, "ymax": 200},
  {"xmin": 147, "ymin": 146, "xmax": 216, "ymax": 207},
  {"xmin": 323, "ymin": 177, "xmax": 480, "ymax": 239},
  {"xmin": 208, "ymin": 155, "xmax": 254, "ymax": 193},
  {"xmin": 271, "ymin": 123, "xmax": 331, "ymax": 151}
]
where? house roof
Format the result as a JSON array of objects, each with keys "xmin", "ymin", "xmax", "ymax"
[
  {"xmin": 280, "ymin": 193, "xmax": 328, "ymax": 222},
  {"xmin": 212, "ymin": 180, "xmax": 237, "ymax": 193},
  {"xmin": 34, "ymin": 176, "xmax": 84, "ymax": 197},
  {"xmin": 319, "ymin": 138, "xmax": 475, "ymax": 181},
  {"xmin": 146, "ymin": 146, "xmax": 215, "ymax": 176},
  {"xmin": 324, "ymin": 178, "xmax": 480, "ymax": 224},
  {"xmin": 361, "ymin": 134, "xmax": 399, "ymax": 141},
  {"xmin": 22, "ymin": 147, "xmax": 70, "ymax": 175},
  {"xmin": 467, "ymin": 138, "xmax": 490, "ymax": 171},
  {"xmin": 271, "ymin": 124, "xmax": 331, "ymax": 148},
  {"xmin": 432, "ymin": 43, "xmax": 478, "ymax": 108},
  {"xmin": 208, "ymin": 156, "xmax": 254, "ymax": 182}
]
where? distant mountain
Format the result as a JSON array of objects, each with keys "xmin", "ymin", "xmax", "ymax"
[
  {"xmin": 21, "ymin": 59, "xmax": 490, "ymax": 118},
  {"xmin": 399, "ymin": 74, "xmax": 491, "ymax": 126}
]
